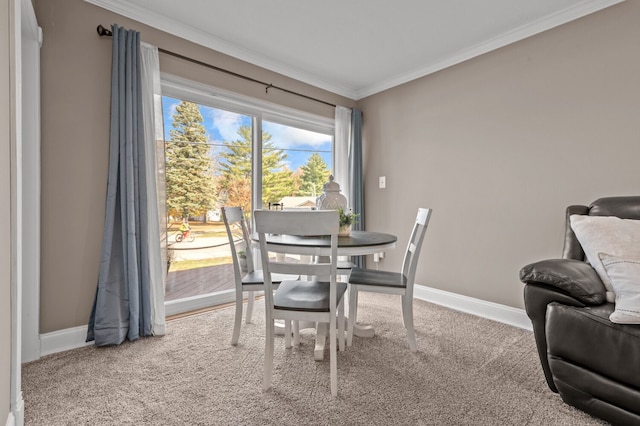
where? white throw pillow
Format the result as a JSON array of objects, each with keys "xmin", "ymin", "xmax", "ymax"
[
  {"xmin": 569, "ymin": 215, "xmax": 640, "ymax": 303},
  {"xmin": 600, "ymin": 253, "xmax": 640, "ymax": 324}
]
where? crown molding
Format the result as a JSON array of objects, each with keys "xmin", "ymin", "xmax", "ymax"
[
  {"xmin": 85, "ymin": 0, "xmax": 624, "ymax": 101},
  {"xmin": 83, "ymin": 0, "xmax": 358, "ymax": 99},
  {"xmin": 355, "ymin": 0, "xmax": 625, "ymax": 99}
]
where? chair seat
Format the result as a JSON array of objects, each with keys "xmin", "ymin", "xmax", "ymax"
[
  {"xmin": 348, "ymin": 267, "xmax": 406, "ymax": 288},
  {"xmin": 274, "ymin": 280, "xmax": 347, "ymax": 312},
  {"xmin": 241, "ymin": 271, "xmax": 298, "ymax": 285}
]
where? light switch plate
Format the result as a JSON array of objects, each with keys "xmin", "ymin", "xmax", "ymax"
[{"xmin": 379, "ymin": 176, "xmax": 386, "ymax": 189}]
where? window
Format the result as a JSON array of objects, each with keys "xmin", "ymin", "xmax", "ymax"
[
  {"xmin": 160, "ymin": 75, "xmax": 334, "ymax": 312},
  {"xmin": 261, "ymin": 120, "xmax": 332, "ymax": 209}
]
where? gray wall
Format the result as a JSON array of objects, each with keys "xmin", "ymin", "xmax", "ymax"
[
  {"xmin": 34, "ymin": 0, "xmax": 355, "ymax": 333},
  {"xmin": 358, "ymin": 1, "xmax": 640, "ymax": 309}
]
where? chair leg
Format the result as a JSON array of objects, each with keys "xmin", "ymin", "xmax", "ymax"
[
  {"xmin": 246, "ymin": 290, "xmax": 255, "ymax": 324},
  {"xmin": 293, "ymin": 320, "xmax": 300, "ymax": 347},
  {"xmin": 402, "ymin": 295, "xmax": 417, "ymax": 352},
  {"xmin": 330, "ymin": 314, "xmax": 338, "ymax": 397},
  {"xmin": 338, "ymin": 299, "xmax": 345, "ymax": 352},
  {"xmin": 347, "ymin": 286, "xmax": 358, "ymax": 347},
  {"xmin": 284, "ymin": 320, "xmax": 292, "ymax": 349},
  {"xmin": 231, "ymin": 290, "xmax": 243, "ymax": 346},
  {"xmin": 264, "ymin": 317, "xmax": 274, "ymax": 392}
]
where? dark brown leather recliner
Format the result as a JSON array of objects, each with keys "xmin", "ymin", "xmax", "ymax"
[{"xmin": 519, "ymin": 196, "xmax": 640, "ymax": 426}]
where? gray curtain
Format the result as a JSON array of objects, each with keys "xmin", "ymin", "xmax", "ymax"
[
  {"xmin": 349, "ymin": 108, "xmax": 365, "ymax": 268},
  {"xmin": 87, "ymin": 25, "xmax": 153, "ymax": 345}
]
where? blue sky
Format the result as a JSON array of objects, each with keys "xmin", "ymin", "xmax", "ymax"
[{"xmin": 162, "ymin": 96, "xmax": 332, "ymax": 172}]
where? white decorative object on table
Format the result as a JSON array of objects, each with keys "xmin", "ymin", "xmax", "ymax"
[
  {"xmin": 317, "ymin": 175, "xmax": 352, "ymax": 235},
  {"xmin": 316, "ymin": 175, "xmax": 347, "ymax": 211}
]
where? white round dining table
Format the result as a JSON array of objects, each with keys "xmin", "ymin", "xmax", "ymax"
[{"xmin": 253, "ymin": 230, "xmax": 397, "ymax": 257}]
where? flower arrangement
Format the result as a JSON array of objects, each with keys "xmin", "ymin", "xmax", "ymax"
[{"xmin": 338, "ymin": 207, "xmax": 359, "ymax": 229}]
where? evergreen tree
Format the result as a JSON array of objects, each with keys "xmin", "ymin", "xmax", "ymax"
[
  {"xmin": 299, "ymin": 153, "xmax": 330, "ymax": 196},
  {"xmin": 219, "ymin": 125, "xmax": 296, "ymax": 211},
  {"xmin": 165, "ymin": 101, "xmax": 216, "ymax": 220}
]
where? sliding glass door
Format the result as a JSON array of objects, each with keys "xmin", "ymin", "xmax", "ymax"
[
  {"xmin": 161, "ymin": 95, "xmax": 254, "ymax": 305},
  {"xmin": 160, "ymin": 76, "xmax": 334, "ymax": 315}
]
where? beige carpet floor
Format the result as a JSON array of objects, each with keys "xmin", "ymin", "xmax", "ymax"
[{"xmin": 22, "ymin": 293, "xmax": 607, "ymax": 425}]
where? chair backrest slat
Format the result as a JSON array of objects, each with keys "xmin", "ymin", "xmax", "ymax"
[
  {"xmin": 267, "ymin": 262, "xmax": 333, "ymax": 277},
  {"xmin": 256, "ymin": 210, "xmax": 338, "ymax": 236}
]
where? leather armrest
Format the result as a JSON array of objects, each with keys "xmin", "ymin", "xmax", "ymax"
[{"xmin": 520, "ymin": 259, "xmax": 606, "ymax": 305}]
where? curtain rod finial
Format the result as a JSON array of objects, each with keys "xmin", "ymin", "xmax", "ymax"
[{"xmin": 97, "ymin": 25, "xmax": 113, "ymax": 37}]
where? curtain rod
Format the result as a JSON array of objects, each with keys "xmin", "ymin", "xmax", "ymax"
[{"xmin": 96, "ymin": 25, "xmax": 337, "ymax": 108}]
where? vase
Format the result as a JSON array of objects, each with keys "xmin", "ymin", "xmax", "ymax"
[
  {"xmin": 316, "ymin": 175, "xmax": 348, "ymax": 211},
  {"xmin": 339, "ymin": 224, "xmax": 351, "ymax": 236}
]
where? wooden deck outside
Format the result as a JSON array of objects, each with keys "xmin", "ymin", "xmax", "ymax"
[
  {"xmin": 165, "ymin": 263, "xmax": 236, "ymax": 301},
  {"xmin": 165, "ymin": 255, "xmax": 318, "ymax": 302}
]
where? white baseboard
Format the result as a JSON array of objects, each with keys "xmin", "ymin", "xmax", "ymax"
[
  {"xmin": 40, "ymin": 325, "xmax": 92, "ymax": 357},
  {"xmin": 10, "ymin": 392, "xmax": 23, "ymax": 426},
  {"xmin": 35, "ymin": 287, "xmax": 530, "ymax": 358},
  {"xmin": 414, "ymin": 284, "xmax": 532, "ymax": 331},
  {"xmin": 38, "ymin": 291, "xmax": 237, "ymax": 357}
]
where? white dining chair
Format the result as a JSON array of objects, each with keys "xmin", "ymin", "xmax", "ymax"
[
  {"xmin": 255, "ymin": 209, "xmax": 346, "ymax": 397},
  {"xmin": 346, "ymin": 208, "xmax": 432, "ymax": 352},
  {"xmin": 221, "ymin": 206, "xmax": 298, "ymax": 346}
]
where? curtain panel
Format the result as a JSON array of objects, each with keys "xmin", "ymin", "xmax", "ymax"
[
  {"xmin": 140, "ymin": 42, "xmax": 166, "ymax": 336},
  {"xmin": 87, "ymin": 25, "xmax": 164, "ymax": 345},
  {"xmin": 334, "ymin": 106, "xmax": 352, "ymax": 205},
  {"xmin": 349, "ymin": 108, "xmax": 365, "ymax": 268},
  {"xmin": 334, "ymin": 106, "xmax": 365, "ymax": 267}
]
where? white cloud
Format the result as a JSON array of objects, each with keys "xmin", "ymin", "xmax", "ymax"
[
  {"xmin": 168, "ymin": 103, "xmax": 178, "ymax": 117},
  {"xmin": 264, "ymin": 122, "xmax": 332, "ymax": 149},
  {"xmin": 208, "ymin": 108, "xmax": 245, "ymax": 141},
  {"xmin": 201, "ymin": 106, "xmax": 331, "ymax": 153}
]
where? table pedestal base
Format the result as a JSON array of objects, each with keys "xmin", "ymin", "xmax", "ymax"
[
  {"xmin": 276, "ymin": 319, "xmax": 374, "ymax": 360},
  {"xmin": 312, "ymin": 320, "xmax": 374, "ymax": 360}
]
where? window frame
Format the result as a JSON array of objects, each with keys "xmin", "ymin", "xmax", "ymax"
[{"xmin": 161, "ymin": 74, "xmax": 335, "ymax": 211}]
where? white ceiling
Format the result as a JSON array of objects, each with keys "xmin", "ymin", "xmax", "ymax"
[{"xmin": 87, "ymin": 0, "xmax": 623, "ymax": 100}]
